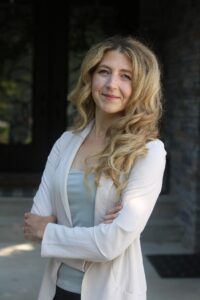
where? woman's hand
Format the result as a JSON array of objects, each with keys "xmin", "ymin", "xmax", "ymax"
[
  {"xmin": 102, "ymin": 203, "xmax": 123, "ymax": 224},
  {"xmin": 24, "ymin": 213, "xmax": 57, "ymax": 241}
]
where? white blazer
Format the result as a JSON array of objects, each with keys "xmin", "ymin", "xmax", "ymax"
[{"xmin": 31, "ymin": 121, "xmax": 166, "ymax": 300}]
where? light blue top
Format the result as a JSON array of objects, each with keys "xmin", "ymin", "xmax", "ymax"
[{"xmin": 56, "ymin": 169, "xmax": 96, "ymax": 294}]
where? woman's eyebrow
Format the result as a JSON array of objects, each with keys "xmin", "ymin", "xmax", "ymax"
[
  {"xmin": 97, "ymin": 64, "xmax": 110, "ymax": 69},
  {"xmin": 98, "ymin": 64, "xmax": 132, "ymax": 73},
  {"xmin": 120, "ymin": 69, "xmax": 132, "ymax": 74}
]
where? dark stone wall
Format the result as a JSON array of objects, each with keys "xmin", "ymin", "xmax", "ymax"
[
  {"xmin": 140, "ymin": 0, "xmax": 200, "ymax": 250},
  {"xmin": 161, "ymin": 0, "xmax": 200, "ymax": 250}
]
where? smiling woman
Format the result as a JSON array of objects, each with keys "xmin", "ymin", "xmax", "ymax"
[
  {"xmin": 24, "ymin": 35, "xmax": 166, "ymax": 300},
  {"xmin": 92, "ymin": 50, "xmax": 132, "ymax": 115}
]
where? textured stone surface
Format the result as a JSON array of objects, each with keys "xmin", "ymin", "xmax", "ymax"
[
  {"xmin": 140, "ymin": 0, "xmax": 200, "ymax": 250},
  {"xmin": 161, "ymin": 1, "xmax": 199, "ymax": 250}
]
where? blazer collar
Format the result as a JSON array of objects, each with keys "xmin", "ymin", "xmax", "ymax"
[{"xmin": 61, "ymin": 120, "xmax": 115, "ymax": 226}]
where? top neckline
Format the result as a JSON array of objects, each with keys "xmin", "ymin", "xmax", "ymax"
[
  {"xmin": 69, "ymin": 169, "xmax": 96, "ymax": 176},
  {"xmin": 70, "ymin": 168, "xmax": 85, "ymax": 173}
]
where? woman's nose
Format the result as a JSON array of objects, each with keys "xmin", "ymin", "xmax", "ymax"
[{"xmin": 105, "ymin": 74, "xmax": 118, "ymax": 89}]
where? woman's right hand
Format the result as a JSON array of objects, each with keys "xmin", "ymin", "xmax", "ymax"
[
  {"xmin": 102, "ymin": 203, "xmax": 123, "ymax": 224},
  {"xmin": 24, "ymin": 213, "xmax": 57, "ymax": 241}
]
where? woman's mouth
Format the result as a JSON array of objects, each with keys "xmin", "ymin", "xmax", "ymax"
[{"xmin": 102, "ymin": 94, "xmax": 120, "ymax": 100}]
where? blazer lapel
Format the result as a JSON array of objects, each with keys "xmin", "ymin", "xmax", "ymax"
[
  {"xmin": 60, "ymin": 121, "xmax": 95, "ymax": 225},
  {"xmin": 59, "ymin": 120, "xmax": 118, "ymax": 227}
]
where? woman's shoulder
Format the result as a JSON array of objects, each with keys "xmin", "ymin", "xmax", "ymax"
[
  {"xmin": 49, "ymin": 130, "xmax": 74, "ymax": 155},
  {"xmin": 146, "ymin": 138, "xmax": 166, "ymax": 155},
  {"xmin": 59, "ymin": 121, "xmax": 94, "ymax": 142},
  {"xmin": 129, "ymin": 139, "xmax": 166, "ymax": 177},
  {"xmin": 146, "ymin": 139, "xmax": 167, "ymax": 161},
  {"xmin": 59, "ymin": 129, "xmax": 74, "ymax": 140},
  {"xmin": 57, "ymin": 129, "xmax": 78, "ymax": 150}
]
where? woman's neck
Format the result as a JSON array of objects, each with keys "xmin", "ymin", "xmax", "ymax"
[{"xmin": 93, "ymin": 109, "xmax": 119, "ymax": 138}]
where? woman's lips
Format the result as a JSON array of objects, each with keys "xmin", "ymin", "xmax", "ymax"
[{"xmin": 102, "ymin": 94, "xmax": 120, "ymax": 100}]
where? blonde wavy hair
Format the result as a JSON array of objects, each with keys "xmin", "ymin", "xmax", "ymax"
[{"xmin": 68, "ymin": 35, "xmax": 162, "ymax": 194}]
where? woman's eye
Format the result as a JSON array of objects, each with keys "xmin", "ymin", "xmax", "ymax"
[
  {"xmin": 98, "ymin": 69, "xmax": 109, "ymax": 75},
  {"xmin": 122, "ymin": 74, "xmax": 132, "ymax": 80}
]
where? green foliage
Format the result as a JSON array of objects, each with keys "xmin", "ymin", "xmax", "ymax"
[{"xmin": 0, "ymin": 3, "xmax": 33, "ymax": 144}]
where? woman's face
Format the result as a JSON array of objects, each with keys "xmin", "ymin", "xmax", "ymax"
[{"xmin": 91, "ymin": 50, "xmax": 132, "ymax": 116}]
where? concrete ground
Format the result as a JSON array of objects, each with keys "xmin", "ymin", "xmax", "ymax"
[
  {"xmin": 0, "ymin": 197, "xmax": 200, "ymax": 300},
  {"xmin": 1, "ymin": 241, "xmax": 200, "ymax": 300},
  {"xmin": 143, "ymin": 242, "xmax": 200, "ymax": 300}
]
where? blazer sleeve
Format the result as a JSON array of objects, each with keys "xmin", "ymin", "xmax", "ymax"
[
  {"xmin": 30, "ymin": 131, "xmax": 86, "ymax": 272},
  {"xmin": 31, "ymin": 133, "xmax": 64, "ymax": 216},
  {"xmin": 41, "ymin": 140, "xmax": 167, "ymax": 262}
]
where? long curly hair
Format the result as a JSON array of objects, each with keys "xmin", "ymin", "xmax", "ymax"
[{"xmin": 68, "ymin": 35, "xmax": 163, "ymax": 194}]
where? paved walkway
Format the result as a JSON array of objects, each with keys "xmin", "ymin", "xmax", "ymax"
[
  {"xmin": 1, "ymin": 240, "xmax": 200, "ymax": 300},
  {"xmin": 0, "ymin": 196, "xmax": 200, "ymax": 299},
  {"xmin": 142, "ymin": 242, "xmax": 200, "ymax": 300}
]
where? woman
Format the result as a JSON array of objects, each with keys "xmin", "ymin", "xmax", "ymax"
[{"xmin": 24, "ymin": 35, "xmax": 166, "ymax": 300}]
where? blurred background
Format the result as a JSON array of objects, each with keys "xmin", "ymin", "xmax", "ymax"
[{"xmin": 0, "ymin": 0, "xmax": 199, "ymax": 299}]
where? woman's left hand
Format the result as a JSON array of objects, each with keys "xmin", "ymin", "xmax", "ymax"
[
  {"xmin": 24, "ymin": 213, "xmax": 57, "ymax": 241},
  {"xmin": 102, "ymin": 203, "xmax": 123, "ymax": 224}
]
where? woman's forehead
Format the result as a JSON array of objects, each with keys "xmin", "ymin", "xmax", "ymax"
[{"xmin": 98, "ymin": 50, "xmax": 132, "ymax": 71}]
